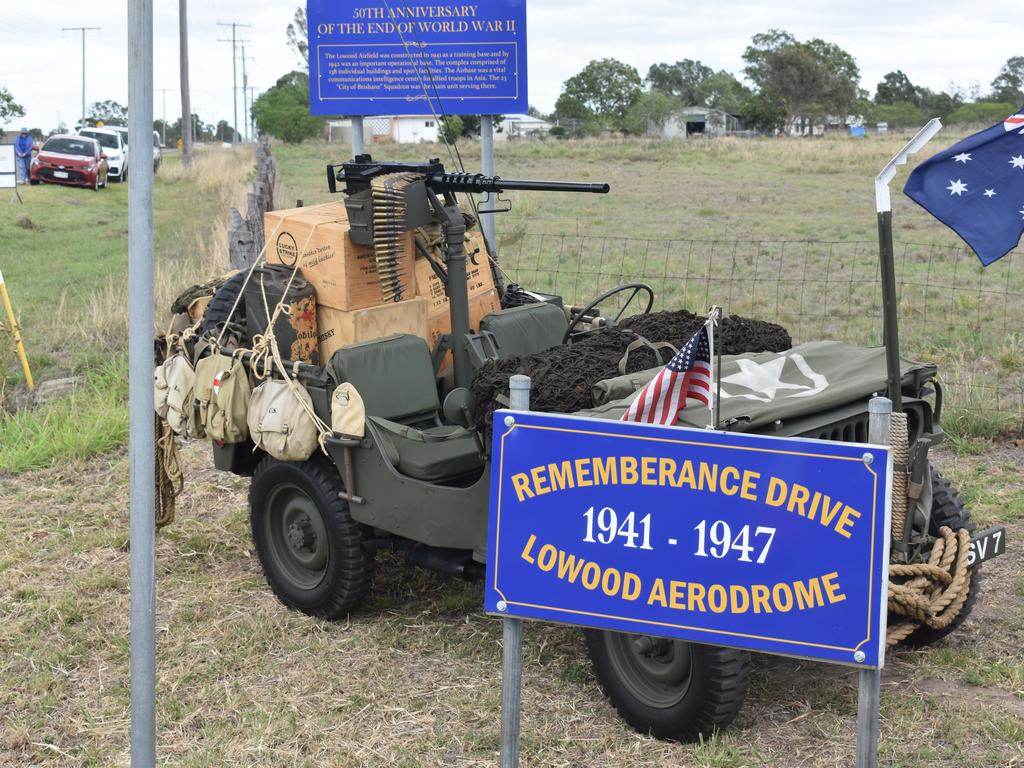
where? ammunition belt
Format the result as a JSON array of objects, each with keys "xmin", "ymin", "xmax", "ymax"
[{"xmin": 370, "ymin": 173, "xmax": 423, "ymax": 302}]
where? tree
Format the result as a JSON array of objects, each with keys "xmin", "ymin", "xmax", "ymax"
[
  {"xmin": 696, "ymin": 72, "xmax": 750, "ymax": 114},
  {"xmin": 742, "ymin": 30, "xmax": 860, "ymax": 131},
  {"xmin": 287, "ymin": 6, "xmax": 309, "ymax": 72},
  {"xmin": 645, "ymin": 59, "xmax": 713, "ymax": 104},
  {"xmin": 558, "ymin": 58, "xmax": 642, "ymax": 131},
  {"xmin": 916, "ymin": 87, "xmax": 962, "ymax": 120},
  {"xmin": 0, "ymin": 87, "xmax": 25, "ymax": 124},
  {"xmin": 87, "ymin": 100, "xmax": 128, "ymax": 126},
  {"xmin": 875, "ymin": 70, "xmax": 918, "ymax": 105},
  {"xmin": 946, "ymin": 101, "xmax": 1017, "ymax": 125},
  {"xmin": 624, "ymin": 90, "xmax": 681, "ymax": 135},
  {"xmin": 990, "ymin": 56, "xmax": 1024, "ymax": 106},
  {"xmin": 740, "ymin": 90, "xmax": 786, "ymax": 133},
  {"xmin": 873, "ymin": 101, "xmax": 925, "ymax": 128},
  {"xmin": 251, "ymin": 71, "xmax": 325, "ymax": 143},
  {"xmin": 439, "ymin": 115, "xmax": 463, "ymax": 144}
]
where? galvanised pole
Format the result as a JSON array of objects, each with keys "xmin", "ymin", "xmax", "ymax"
[{"xmin": 127, "ymin": 0, "xmax": 156, "ymax": 762}]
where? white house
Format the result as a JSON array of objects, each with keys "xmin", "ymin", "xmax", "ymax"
[
  {"xmin": 653, "ymin": 107, "xmax": 741, "ymax": 139},
  {"xmin": 497, "ymin": 114, "xmax": 554, "ymax": 140},
  {"xmin": 325, "ymin": 116, "xmax": 440, "ymax": 144}
]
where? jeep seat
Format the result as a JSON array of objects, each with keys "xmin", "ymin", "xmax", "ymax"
[
  {"xmin": 328, "ymin": 334, "xmax": 483, "ymax": 482},
  {"xmin": 479, "ymin": 302, "xmax": 568, "ymax": 358}
]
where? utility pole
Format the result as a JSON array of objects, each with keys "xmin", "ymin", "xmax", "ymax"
[
  {"xmin": 217, "ymin": 21, "xmax": 251, "ymax": 145},
  {"xmin": 155, "ymin": 88, "xmax": 173, "ymax": 146},
  {"xmin": 240, "ymin": 45, "xmax": 253, "ymax": 143},
  {"xmin": 179, "ymin": 0, "xmax": 192, "ymax": 167},
  {"xmin": 62, "ymin": 26, "xmax": 100, "ymax": 129}
]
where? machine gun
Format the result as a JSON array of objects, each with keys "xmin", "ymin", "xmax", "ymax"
[{"xmin": 325, "ymin": 155, "xmax": 610, "ymax": 390}]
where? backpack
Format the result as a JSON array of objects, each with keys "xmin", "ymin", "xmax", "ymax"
[
  {"xmin": 206, "ymin": 356, "xmax": 252, "ymax": 443},
  {"xmin": 193, "ymin": 352, "xmax": 236, "ymax": 439},
  {"xmin": 154, "ymin": 354, "xmax": 200, "ymax": 437},
  {"xmin": 331, "ymin": 382, "xmax": 365, "ymax": 438},
  {"xmin": 248, "ymin": 378, "xmax": 321, "ymax": 462}
]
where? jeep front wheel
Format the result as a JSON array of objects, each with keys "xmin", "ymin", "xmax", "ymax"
[
  {"xmin": 584, "ymin": 630, "xmax": 750, "ymax": 741},
  {"xmin": 250, "ymin": 456, "xmax": 373, "ymax": 619}
]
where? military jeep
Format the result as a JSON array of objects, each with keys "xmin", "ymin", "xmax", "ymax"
[{"xmin": 196, "ymin": 157, "xmax": 1001, "ymax": 741}]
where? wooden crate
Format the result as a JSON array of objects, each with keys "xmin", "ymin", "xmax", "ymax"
[
  {"xmin": 317, "ymin": 297, "xmax": 429, "ymax": 364},
  {"xmin": 265, "ymin": 202, "xmax": 415, "ymax": 311}
]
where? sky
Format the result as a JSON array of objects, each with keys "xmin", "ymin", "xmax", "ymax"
[{"xmin": 1, "ymin": 0, "xmax": 1021, "ymax": 134}]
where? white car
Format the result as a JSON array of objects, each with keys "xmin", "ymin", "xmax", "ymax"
[
  {"xmin": 78, "ymin": 127, "xmax": 128, "ymax": 182},
  {"xmin": 111, "ymin": 126, "xmax": 162, "ymax": 173}
]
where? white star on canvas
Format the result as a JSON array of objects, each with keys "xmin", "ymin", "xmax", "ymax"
[
  {"xmin": 953, "ymin": 152, "xmax": 971, "ymax": 163},
  {"xmin": 719, "ymin": 356, "xmax": 826, "ymax": 402},
  {"xmin": 984, "ymin": 189, "xmax": 997, "ymax": 197},
  {"xmin": 947, "ymin": 179, "xmax": 968, "ymax": 196},
  {"xmin": 1011, "ymin": 155, "xmax": 1024, "ymax": 169}
]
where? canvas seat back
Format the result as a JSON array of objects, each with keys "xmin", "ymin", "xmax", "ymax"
[{"xmin": 479, "ymin": 302, "xmax": 568, "ymax": 359}]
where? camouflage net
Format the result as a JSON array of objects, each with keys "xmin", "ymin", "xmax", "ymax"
[{"xmin": 470, "ymin": 310, "xmax": 792, "ymax": 440}]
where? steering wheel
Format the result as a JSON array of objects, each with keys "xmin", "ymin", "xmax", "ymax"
[{"xmin": 562, "ymin": 282, "xmax": 655, "ymax": 344}]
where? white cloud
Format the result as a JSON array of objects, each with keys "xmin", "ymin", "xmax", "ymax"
[{"xmin": 1, "ymin": 0, "xmax": 1020, "ymax": 132}]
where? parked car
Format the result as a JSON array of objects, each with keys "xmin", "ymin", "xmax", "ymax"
[
  {"xmin": 30, "ymin": 135, "xmax": 108, "ymax": 190},
  {"xmin": 152, "ymin": 130, "xmax": 162, "ymax": 173},
  {"xmin": 79, "ymin": 127, "xmax": 127, "ymax": 182}
]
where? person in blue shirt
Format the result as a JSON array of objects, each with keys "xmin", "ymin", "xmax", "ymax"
[{"xmin": 14, "ymin": 127, "xmax": 33, "ymax": 184}]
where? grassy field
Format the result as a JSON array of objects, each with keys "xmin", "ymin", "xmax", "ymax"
[{"xmin": 0, "ymin": 135, "xmax": 1022, "ymax": 766}]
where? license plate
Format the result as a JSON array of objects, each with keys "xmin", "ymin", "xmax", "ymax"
[
  {"xmin": 968, "ymin": 526, "xmax": 1006, "ymax": 566},
  {"xmin": 53, "ymin": 171, "xmax": 69, "ymax": 179}
]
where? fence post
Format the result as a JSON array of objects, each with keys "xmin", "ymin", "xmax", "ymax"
[
  {"xmin": 501, "ymin": 374, "xmax": 530, "ymax": 768},
  {"xmin": 858, "ymin": 396, "xmax": 891, "ymax": 768}
]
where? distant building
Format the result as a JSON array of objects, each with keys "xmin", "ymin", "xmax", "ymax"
[
  {"xmin": 497, "ymin": 114, "xmax": 554, "ymax": 139},
  {"xmin": 325, "ymin": 116, "xmax": 440, "ymax": 144},
  {"xmin": 652, "ymin": 107, "xmax": 741, "ymax": 139}
]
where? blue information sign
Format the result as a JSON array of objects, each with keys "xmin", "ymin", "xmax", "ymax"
[
  {"xmin": 307, "ymin": 0, "xmax": 528, "ymax": 116},
  {"xmin": 486, "ymin": 411, "xmax": 892, "ymax": 668}
]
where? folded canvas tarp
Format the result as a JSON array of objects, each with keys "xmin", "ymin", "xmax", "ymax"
[{"xmin": 583, "ymin": 341, "xmax": 936, "ymax": 430}]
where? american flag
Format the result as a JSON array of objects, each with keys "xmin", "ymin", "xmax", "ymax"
[{"xmin": 621, "ymin": 326, "xmax": 711, "ymax": 425}]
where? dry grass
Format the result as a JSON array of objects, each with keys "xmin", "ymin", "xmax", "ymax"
[{"xmin": 0, "ymin": 440, "xmax": 1020, "ymax": 767}]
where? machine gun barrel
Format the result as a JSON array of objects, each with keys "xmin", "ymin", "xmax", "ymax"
[
  {"xmin": 427, "ymin": 172, "xmax": 609, "ymax": 195},
  {"xmin": 327, "ymin": 155, "xmax": 609, "ymax": 196}
]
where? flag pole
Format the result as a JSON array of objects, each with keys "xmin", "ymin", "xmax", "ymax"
[
  {"xmin": 706, "ymin": 305, "xmax": 721, "ymax": 430},
  {"xmin": 874, "ymin": 119, "xmax": 942, "ymax": 412}
]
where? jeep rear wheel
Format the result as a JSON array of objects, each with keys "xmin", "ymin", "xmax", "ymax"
[
  {"xmin": 584, "ymin": 630, "xmax": 750, "ymax": 741},
  {"xmin": 905, "ymin": 469, "xmax": 980, "ymax": 646},
  {"xmin": 250, "ymin": 456, "xmax": 373, "ymax": 619}
]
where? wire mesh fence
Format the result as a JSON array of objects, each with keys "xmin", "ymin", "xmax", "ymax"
[{"xmin": 496, "ymin": 231, "xmax": 1024, "ymax": 435}]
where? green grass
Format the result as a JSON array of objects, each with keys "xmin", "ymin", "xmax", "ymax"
[{"xmin": 0, "ymin": 148, "xmax": 251, "ymax": 471}]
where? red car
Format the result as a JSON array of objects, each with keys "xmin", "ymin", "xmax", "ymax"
[{"xmin": 30, "ymin": 134, "xmax": 108, "ymax": 190}]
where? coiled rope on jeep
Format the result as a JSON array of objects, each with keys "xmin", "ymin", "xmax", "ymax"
[{"xmin": 884, "ymin": 416, "xmax": 972, "ymax": 646}]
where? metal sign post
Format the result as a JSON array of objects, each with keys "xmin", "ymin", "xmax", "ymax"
[
  {"xmin": 499, "ymin": 374, "xmax": 530, "ymax": 768},
  {"xmin": 858, "ymin": 396, "xmax": 892, "ymax": 768},
  {"xmin": 480, "ymin": 115, "xmax": 497, "ymax": 259},
  {"xmin": 352, "ymin": 115, "xmax": 364, "ymax": 157},
  {"xmin": 128, "ymin": 0, "xmax": 157, "ymax": 763},
  {"xmin": 874, "ymin": 118, "xmax": 941, "ymax": 410}
]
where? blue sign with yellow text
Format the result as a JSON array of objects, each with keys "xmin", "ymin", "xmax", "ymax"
[
  {"xmin": 486, "ymin": 411, "xmax": 892, "ymax": 667},
  {"xmin": 307, "ymin": 0, "xmax": 528, "ymax": 116}
]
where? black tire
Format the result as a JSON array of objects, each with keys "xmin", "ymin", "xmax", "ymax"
[
  {"xmin": 584, "ymin": 630, "xmax": 750, "ymax": 741},
  {"xmin": 249, "ymin": 456, "xmax": 374, "ymax": 619},
  {"xmin": 904, "ymin": 468, "xmax": 980, "ymax": 646},
  {"xmin": 198, "ymin": 271, "xmax": 248, "ymax": 338}
]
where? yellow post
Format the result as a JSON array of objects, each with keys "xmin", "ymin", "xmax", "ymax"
[{"xmin": 0, "ymin": 267, "xmax": 34, "ymax": 391}]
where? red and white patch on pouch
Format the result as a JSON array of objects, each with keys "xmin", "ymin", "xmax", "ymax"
[{"xmin": 212, "ymin": 371, "xmax": 224, "ymax": 396}]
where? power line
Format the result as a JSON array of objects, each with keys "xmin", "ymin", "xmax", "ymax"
[
  {"xmin": 217, "ymin": 21, "xmax": 250, "ymax": 145},
  {"xmin": 239, "ymin": 45, "xmax": 254, "ymax": 142},
  {"xmin": 62, "ymin": 26, "xmax": 101, "ymax": 127}
]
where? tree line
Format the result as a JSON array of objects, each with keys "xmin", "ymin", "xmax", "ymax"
[{"xmin": 549, "ymin": 31, "xmax": 1024, "ymax": 136}]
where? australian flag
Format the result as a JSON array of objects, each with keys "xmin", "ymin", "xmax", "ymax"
[
  {"xmin": 621, "ymin": 325, "xmax": 711, "ymax": 425},
  {"xmin": 904, "ymin": 110, "xmax": 1024, "ymax": 266}
]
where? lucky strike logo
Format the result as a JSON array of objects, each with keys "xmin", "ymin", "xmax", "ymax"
[{"xmin": 276, "ymin": 232, "xmax": 299, "ymax": 266}]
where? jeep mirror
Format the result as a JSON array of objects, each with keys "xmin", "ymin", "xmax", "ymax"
[{"xmin": 442, "ymin": 387, "xmax": 475, "ymax": 428}]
